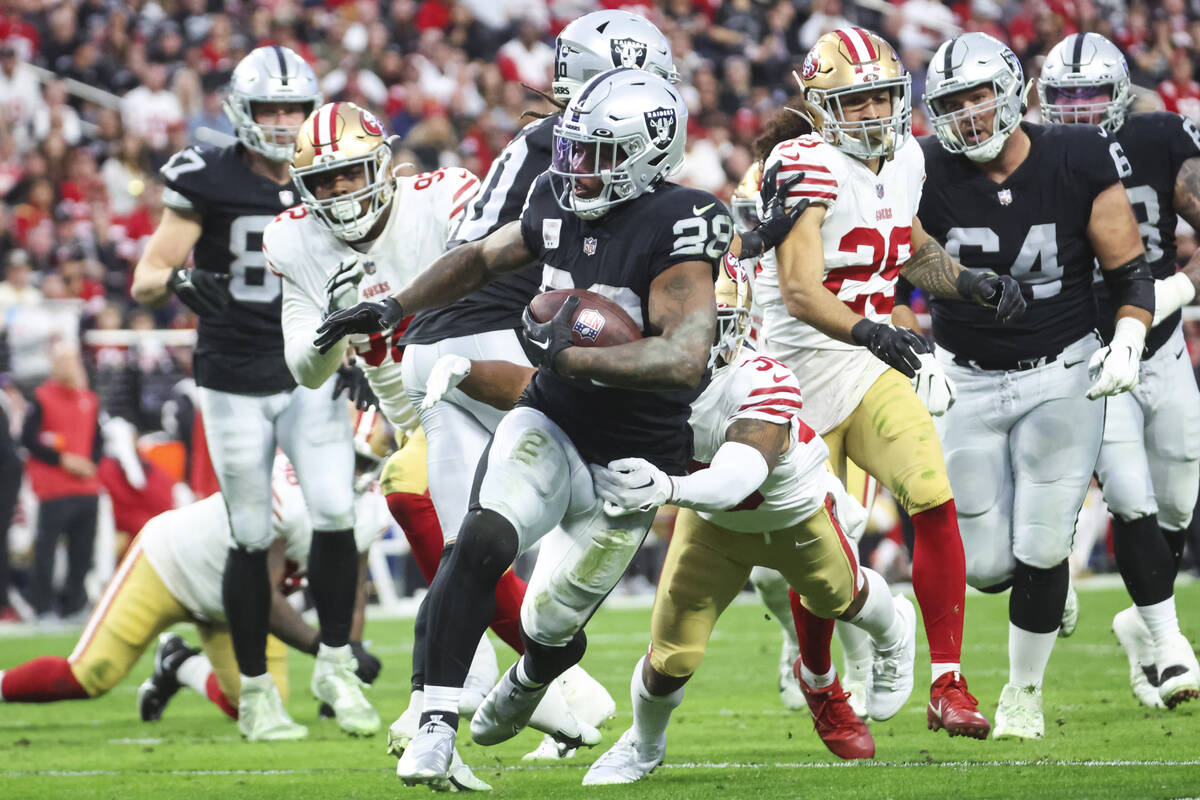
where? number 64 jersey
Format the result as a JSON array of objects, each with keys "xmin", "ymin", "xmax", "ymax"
[{"xmin": 755, "ymin": 133, "xmax": 925, "ymax": 434}]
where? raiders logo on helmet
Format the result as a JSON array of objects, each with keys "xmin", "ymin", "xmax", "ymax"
[
  {"xmin": 644, "ymin": 107, "xmax": 677, "ymax": 149},
  {"xmin": 610, "ymin": 37, "xmax": 648, "ymax": 69}
]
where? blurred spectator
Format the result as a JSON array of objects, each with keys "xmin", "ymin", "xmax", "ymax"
[
  {"xmin": 1159, "ymin": 47, "xmax": 1200, "ymax": 123},
  {"xmin": 496, "ymin": 21, "xmax": 555, "ymax": 89},
  {"xmin": 0, "ymin": 249, "xmax": 41, "ymax": 318},
  {"xmin": 120, "ymin": 61, "xmax": 183, "ymax": 152},
  {"xmin": 0, "ymin": 38, "xmax": 45, "ymax": 148},
  {"xmin": 799, "ymin": 0, "xmax": 855, "ymax": 50},
  {"xmin": 31, "ymin": 80, "xmax": 81, "ymax": 146},
  {"xmin": 21, "ymin": 342, "xmax": 102, "ymax": 621},
  {"xmin": 101, "ymin": 131, "xmax": 152, "ymax": 216},
  {"xmin": 0, "ymin": 380, "xmax": 20, "ymax": 621},
  {"xmin": 186, "ymin": 84, "xmax": 235, "ymax": 146}
]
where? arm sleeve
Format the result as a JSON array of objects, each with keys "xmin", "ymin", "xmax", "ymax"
[
  {"xmin": 670, "ymin": 441, "xmax": 770, "ymax": 512},
  {"xmin": 20, "ymin": 399, "xmax": 60, "ymax": 465},
  {"xmin": 280, "ymin": 273, "xmax": 344, "ymax": 389}
]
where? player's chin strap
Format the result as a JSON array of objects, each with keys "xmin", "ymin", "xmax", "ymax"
[{"xmin": 1020, "ymin": 78, "xmax": 1036, "ymax": 115}]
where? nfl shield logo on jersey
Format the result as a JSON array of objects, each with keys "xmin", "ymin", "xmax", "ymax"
[
  {"xmin": 876, "ymin": 184, "xmax": 885, "ymax": 198},
  {"xmin": 644, "ymin": 107, "xmax": 677, "ymax": 149},
  {"xmin": 363, "ymin": 261, "xmax": 376, "ymax": 275},
  {"xmin": 583, "ymin": 237, "xmax": 597, "ymax": 256},
  {"xmin": 573, "ymin": 308, "xmax": 606, "ymax": 342},
  {"xmin": 997, "ymin": 189, "xmax": 1013, "ymax": 206},
  {"xmin": 279, "ymin": 189, "xmax": 294, "ymax": 207}
]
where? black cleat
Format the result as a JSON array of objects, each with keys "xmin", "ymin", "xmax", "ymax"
[{"xmin": 138, "ymin": 632, "xmax": 201, "ymax": 722}]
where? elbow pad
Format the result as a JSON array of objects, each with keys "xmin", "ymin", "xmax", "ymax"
[{"xmin": 1101, "ymin": 255, "xmax": 1155, "ymax": 315}]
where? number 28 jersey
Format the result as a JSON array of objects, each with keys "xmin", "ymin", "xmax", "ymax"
[
  {"xmin": 160, "ymin": 143, "xmax": 299, "ymax": 395},
  {"xmin": 755, "ymin": 133, "xmax": 924, "ymax": 434}
]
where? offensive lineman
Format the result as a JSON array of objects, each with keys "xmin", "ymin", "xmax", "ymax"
[
  {"xmin": 1039, "ymin": 32, "xmax": 1200, "ymax": 709},
  {"xmin": 755, "ymin": 28, "xmax": 1021, "ymax": 741},
  {"xmin": 131, "ymin": 47, "xmax": 365, "ymax": 740},
  {"xmin": 316, "ymin": 68, "xmax": 731, "ymax": 787},
  {"xmin": 920, "ymin": 32, "xmax": 1155, "ymax": 738}
]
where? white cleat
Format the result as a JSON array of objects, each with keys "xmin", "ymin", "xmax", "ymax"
[
  {"xmin": 522, "ymin": 735, "xmax": 576, "ymax": 761},
  {"xmin": 777, "ymin": 636, "xmax": 805, "ymax": 711},
  {"xmin": 1059, "ymin": 582, "xmax": 1079, "ymax": 638},
  {"xmin": 396, "ymin": 718, "xmax": 456, "ymax": 790},
  {"xmin": 840, "ymin": 658, "xmax": 871, "ymax": 719},
  {"xmin": 581, "ymin": 728, "xmax": 664, "ymax": 786},
  {"xmin": 1155, "ymin": 631, "xmax": 1200, "ymax": 710},
  {"xmin": 868, "ymin": 594, "xmax": 916, "ymax": 721},
  {"xmin": 311, "ymin": 644, "xmax": 381, "ymax": 736},
  {"xmin": 445, "ymin": 747, "xmax": 493, "ymax": 792},
  {"xmin": 1112, "ymin": 606, "xmax": 1166, "ymax": 709},
  {"xmin": 992, "ymin": 682, "xmax": 1044, "ymax": 740},
  {"xmin": 558, "ymin": 664, "xmax": 617, "ymax": 729},
  {"xmin": 387, "ymin": 698, "xmax": 422, "ymax": 757},
  {"xmin": 471, "ymin": 666, "xmax": 600, "ymax": 749},
  {"xmin": 238, "ymin": 673, "xmax": 308, "ymax": 741}
]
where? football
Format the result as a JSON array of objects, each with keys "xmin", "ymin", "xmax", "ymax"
[{"xmin": 527, "ymin": 288, "xmax": 643, "ymax": 348}]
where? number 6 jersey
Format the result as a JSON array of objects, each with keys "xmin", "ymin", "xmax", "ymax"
[
  {"xmin": 160, "ymin": 143, "xmax": 303, "ymax": 394},
  {"xmin": 755, "ymin": 133, "xmax": 925, "ymax": 434}
]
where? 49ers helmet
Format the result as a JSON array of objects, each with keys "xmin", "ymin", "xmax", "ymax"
[
  {"xmin": 731, "ymin": 161, "xmax": 763, "ymax": 235},
  {"xmin": 711, "ymin": 253, "xmax": 753, "ymax": 369},
  {"xmin": 291, "ymin": 102, "xmax": 393, "ymax": 242},
  {"xmin": 224, "ymin": 45, "xmax": 321, "ymax": 163},
  {"xmin": 798, "ymin": 27, "xmax": 911, "ymax": 161}
]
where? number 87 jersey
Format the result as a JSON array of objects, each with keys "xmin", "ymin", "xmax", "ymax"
[{"xmin": 754, "ymin": 132, "xmax": 924, "ymax": 434}]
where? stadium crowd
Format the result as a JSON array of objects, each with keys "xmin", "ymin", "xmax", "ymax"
[{"xmin": 1, "ymin": 0, "xmax": 1200, "ymax": 625}]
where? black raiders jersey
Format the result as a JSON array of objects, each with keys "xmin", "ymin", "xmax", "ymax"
[
  {"xmin": 1096, "ymin": 112, "xmax": 1200, "ymax": 356},
  {"xmin": 918, "ymin": 123, "xmax": 1121, "ymax": 364},
  {"xmin": 402, "ymin": 115, "xmax": 556, "ymax": 346},
  {"xmin": 516, "ymin": 173, "xmax": 732, "ymax": 474},
  {"xmin": 160, "ymin": 143, "xmax": 297, "ymax": 394}
]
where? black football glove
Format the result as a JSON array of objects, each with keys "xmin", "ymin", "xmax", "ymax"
[
  {"xmin": 350, "ymin": 640, "xmax": 381, "ymax": 684},
  {"xmin": 314, "ymin": 298, "xmax": 405, "ymax": 354},
  {"xmin": 851, "ymin": 318, "xmax": 930, "ymax": 378},
  {"xmin": 332, "ymin": 358, "xmax": 378, "ymax": 411},
  {"xmin": 168, "ymin": 267, "xmax": 232, "ymax": 317},
  {"xmin": 955, "ymin": 268, "xmax": 1028, "ymax": 324},
  {"xmin": 739, "ymin": 163, "xmax": 811, "ymax": 259},
  {"xmin": 520, "ymin": 294, "xmax": 578, "ymax": 371}
]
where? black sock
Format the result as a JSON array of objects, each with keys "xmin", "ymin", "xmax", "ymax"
[
  {"xmin": 1162, "ymin": 526, "xmax": 1187, "ymax": 580},
  {"xmin": 1112, "ymin": 514, "xmax": 1175, "ymax": 607},
  {"xmin": 519, "ymin": 627, "xmax": 587, "ymax": 686},
  {"xmin": 418, "ymin": 509, "xmax": 519, "ymax": 728},
  {"xmin": 412, "ymin": 546, "xmax": 453, "ymax": 693},
  {"xmin": 223, "ymin": 546, "xmax": 270, "ymax": 676},
  {"xmin": 1009, "ymin": 558, "xmax": 1069, "ymax": 634},
  {"xmin": 308, "ymin": 528, "xmax": 358, "ymax": 647}
]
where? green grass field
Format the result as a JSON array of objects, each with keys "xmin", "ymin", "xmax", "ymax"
[{"xmin": 1, "ymin": 581, "xmax": 1198, "ymax": 800}]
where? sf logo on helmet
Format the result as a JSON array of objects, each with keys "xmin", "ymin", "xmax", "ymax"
[
  {"xmin": 360, "ymin": 110, "xmax": 384, "ymax": 136},
  {"xmin": 801, "ymin": 52, "xmax": 819, "ymax": 80},
  {"xmin": 610, "ymin": 38, "xmax": 648, "ymax": 69},
  {"xmin": 644, "ymin": 107, "xmax": 677, "ymax": 149}
]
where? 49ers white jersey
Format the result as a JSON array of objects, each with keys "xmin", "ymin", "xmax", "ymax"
[
  {"xmin": 756, "ymin": 133, "xmax": 925, "ymax": 434},
  {"xmin": 264, "ymin": 168, "xmax": 479, "ymax": 433},
  {"xmin": 140, "ymin": 455, "xmax": 391, "ymax": 622},
  {"xmin": 690, "ymin": 352, "xmax": 860, "ymax": 535}
]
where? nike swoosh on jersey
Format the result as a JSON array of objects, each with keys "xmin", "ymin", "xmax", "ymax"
[
  {"xmin": 771, "ymin": 374, "xmax": 789, "ymax": 383},
  {"xmin": 693, "ymin": 203, "xmax": 715, "ymax": 215}
]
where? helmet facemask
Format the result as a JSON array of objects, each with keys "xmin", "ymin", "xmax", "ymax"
[
  {"xmin": 550, "ymin": 131, "xmax": 643, "ymax": 220},
  {"xmin": 928, "ymin": 80, "xmax": 1021, "ymax": 163},
  {"xmin": 225, "ymin": 98, "xmax": 317, "ymax": 162},
  {"xmin": 292, "ymin": 147, "xmax": 394, "ymax": 242},
  {"xmin": 710, "ymin": 257, "xmax": 752, "ymax": 370},
  {"xmin": 811, "ymin": 76, "xmax": 912, "ymax": 161}
]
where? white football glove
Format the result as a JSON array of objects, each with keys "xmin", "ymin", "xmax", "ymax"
[
  {"xmin": 420, "ymin": 354, "xmax": 472, "ymax": 410},
  {"xmin": 911, "ymin": 352, "xmax": 956, "ymax": 416},
  {"xmin": 324, "ymin": 257, "xmax": 365, "ymax": 315},
  {"xmin": 589, "ymin": 457, "xmax": 674, "ymax": 516},
  {"xmin": 1086, "ymin": 317, "xmax": 1146, "ymax": 400}
]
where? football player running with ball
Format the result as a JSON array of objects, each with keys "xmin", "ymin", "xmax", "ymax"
[
  {"xmin": 918, "ymin": 32, "xmax": 1154, "ymax": 738},
  {"xmin": 755, "ymin": 28, "xmax": 1021, "ymax": 742},
  {"xmin": 131, "ymin": 47, "xmax": 363, "ymax": 741},
  {"xmin": 1039, "ymin": 32, "xmax": 1200, "ymax": 709},
  {"xmin": 315, "ymin": 68, "xmax": 731, "ymax": 788}
]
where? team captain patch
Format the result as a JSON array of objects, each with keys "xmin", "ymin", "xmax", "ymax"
[{"xmin": 573, "ymin": 308, "xmax": 606, "ymax": 341}]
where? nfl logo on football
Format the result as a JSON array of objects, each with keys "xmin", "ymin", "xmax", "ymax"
[
  {"xmin": 573, "ymin": 308, "xmax": 606, "ymax": 342},
  {"xmin": 583, "ymin": 237, "xmax": 597, "ymax": 256}
]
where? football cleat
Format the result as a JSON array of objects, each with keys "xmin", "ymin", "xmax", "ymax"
[
  {"xmin": 387, "ymin": 697, "xmax": 422, "ymax": 757},
  {"xmin": 311, "ymin": 644, "xmax": 381, "ymax": 736},
  {"xmin": 446, "ymin": 746, "xmax": 493, "ymax": 792},
  {"xmin": 1112, "ymin": 606, "xmax": 1165, "ymax": 709},
  {"xmin": 1059, "ymin": 581, "xmax": 1079, "ymax": 638},
  {"xmin": 993, "ymin": 682, "xmax": 1044, "ymax": 740},
  {"xmin": 238, "ymin": 673, "xmax": 308, "ymax": 741},
  {"xmin": 927, "ymin": 671, "xmax": 990, "ymax": 739},
  {"xmin": 558, "ymin": 664, "xmax": 617, "ymax": 729},
  {"xmin": 796, "ymin": 669, "xmax": 875, "ymax": 760},
  {"xmin": 137, "ymin": 632, "xmax": 200, "ymax": 722},
  {"xmin": 1155, "ymin": 631, "xmax": 1200, "ymax": 709},
  {"xmin": 867, "ymin": 595, "xmax": 916, "ymax": 721},
  {"xmin": 581, "ymin": 728, "xmax": 664, "ymax": 786},
  {"xmin": 396, "ymin": 717, "xmax": 456, "ymax": 790},
  {"xmin": 777, "ymin": 635, "xmax": 806, "ymax": 712},
  {"xmin": 471, "ymin": 665, "xmax": 600, "ymax": 749}
]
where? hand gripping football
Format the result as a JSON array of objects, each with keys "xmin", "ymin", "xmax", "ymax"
[{"xmin": 527, "ymin": 289, "xmax": 642, "ymax": 347}]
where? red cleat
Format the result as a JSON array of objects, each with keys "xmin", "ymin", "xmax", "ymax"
[
  {"xmin": 927, "ymin": 671, "xmax": 990, "ymax": 739},
  {"xmin": 795, "ymin": 665, "xmax": 875, "ymax": 760}
]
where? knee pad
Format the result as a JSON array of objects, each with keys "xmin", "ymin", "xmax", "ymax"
[
  {"xmin": 649, "ymin": 644, "xmax": 705, "ymax": 680},
  {"xmin": 965, "ymin": 548, "xmax": 1015, "ymax": 591},
  {"xmin": 453, "ymin": 510, "xmax": 520, "ymax": 585},
  {"xmin": 476, "ymin": 429, "xmax": 570, "ymax": 545},
  {"xmin": 1098, "ymin": 466, "xmax": 1157, "ymax": 523},
  {"xmin": 943, "ymin": 448, "xmax": 1000, "ymax": 517}
]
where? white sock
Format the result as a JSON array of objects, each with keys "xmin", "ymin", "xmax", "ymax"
[
  {"xmin": 631, "ymin": 656, "xmax": 682, "ymax": 754},
  {"xmin": 515, "ymin": 657, "xmax": 546, "ymax": 689},
  {"xmin": 317, "ymin": 642, "xmax": 352, "ymax": 661},
  {"xmin": 423, "ymin": 684, "xmax": 462, "ymax": 715},
  {"xmin": 176, "ymin": 654, "xmax": 213, "ymax": 695},
  {"xmin": 407, "ymin": 688, "xmax": 425, "ymax": 715},
  {"xmin": 1137, "ymin": 596, "xmax": 1181, "ymax": 649},
  {"xmin": 751, "ymin": 567, "xmax": 798, "ymax": 648},
  {"xmin": 931, "ymin": 663, "xmax": 961, "ymax": 684},
  {"xmin": 799, "ymin": 663, "xmax": 836, "ymax": 689},
  {"xmin": 848, "ymin": 568, "xmax": 900, "ymax": 648},
  {"xmin": 1008, "ymin": 622, "xmax": 1057, "ymax": 690}
]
